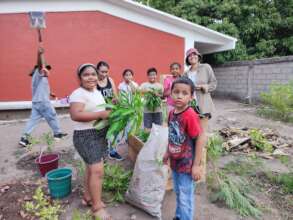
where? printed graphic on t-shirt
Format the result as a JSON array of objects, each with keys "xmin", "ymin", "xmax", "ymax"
[{"xmin": 101, "ymin": 88, "xmax": 113, "ymax": 98}]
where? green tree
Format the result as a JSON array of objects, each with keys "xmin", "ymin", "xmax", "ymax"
[{"xmin": 134, "ymin": 0, "xmax": 293, "ymax": 64}]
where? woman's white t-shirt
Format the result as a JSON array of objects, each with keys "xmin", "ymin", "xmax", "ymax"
[{"xmin": 69, "ymin": 87, "xmax": 105, "ymax": 130}]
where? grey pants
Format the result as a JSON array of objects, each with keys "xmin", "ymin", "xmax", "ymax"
[{"xmin": 22, "ymin": 101, "xmax": 61, "ymax": 136}]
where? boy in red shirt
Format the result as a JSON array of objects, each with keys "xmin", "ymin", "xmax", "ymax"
[{"xmin": 164, "ymin": 77, "xmax": 204, "ymax": 220}]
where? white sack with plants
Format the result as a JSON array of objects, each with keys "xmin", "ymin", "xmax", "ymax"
[{"xmin": 125, "ymin": 124, "xmax": 168, "ymax": 219}]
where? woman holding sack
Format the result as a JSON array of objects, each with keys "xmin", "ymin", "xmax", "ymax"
[{"xmin": 184, "ymin": 48, "xmax": 217, "ymax": 181}]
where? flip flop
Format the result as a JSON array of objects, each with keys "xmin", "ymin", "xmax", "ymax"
[{"xmin": 92, "ymin": 208, "xmax": 112, "ymax": 220}]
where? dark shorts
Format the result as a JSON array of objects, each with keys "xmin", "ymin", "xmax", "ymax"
[
  {"xmin": 143, "ymin": 112, "xmax": 163, "ymax": 129},
  {"xmin": 73, "ymin": 128, "xmax": 108, "ymax": 165}
]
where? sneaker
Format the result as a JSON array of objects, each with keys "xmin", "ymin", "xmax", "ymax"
[
  {"xmin": 108, "ymin": 150, "xmax": 124, "ymax": 161},
  {"xmin": 19, "ymin": 136, "xmax": 31, "ymax": 147},
  {"xmin": 173, "ymin": 217, "xmax": 180, "ymax": 220},
  {"xmin": 54, "ymin": 132, "xmax": 68, "ymax": 140}
]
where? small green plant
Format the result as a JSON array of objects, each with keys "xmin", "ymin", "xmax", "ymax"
[
  {"xmin": 41, "ymin": 132, "xmax": 55, "ymax": 152},
  {"xmin": 223, "ymin": 157, "xmax": 263, "ymax": 177},
  {"xmin": 135, "ymin": 129, "xmax": 150, "ymax": 143},
  {"xmin": 23, "ymin": 187, "xmax": 62, "ymax": 220},
  {"xmin": 103, "ymin": 163, "xmax": 132, "ymax": 203},
  {"xmin": 207, "ymin": 134, "xmax": 224, "ymax": 161},
  {"xmin": 265, "ymin": 172, "xmax": 293, "ymax": 194},
  {"xmin": 27, "ymin": 135, "xmax": 41, "ymax": 151},
  {"xmin": 210, "ymin": 174, "xmax": 262, "ymax": 218},
  {"xmin": 144, "ymin": 88, "xmax": 162, "ymax": 112},
  {"xmin": 72, "ymin": 209, "xmax": 92, "ymax": 220},
  {"xmin": 249, "ymin": 129, "xmax": 273, "ymax": 153},
  {"xmin": 207, "ymin": 134, "xmax": 262, "ymax": 218},
  {"xmin": 276, "ymin": 155, "xmax": 291, "ymax": 167},
  {"xmin": 258, "ymin": 80, "xmax": 293, "ymax": 123}
]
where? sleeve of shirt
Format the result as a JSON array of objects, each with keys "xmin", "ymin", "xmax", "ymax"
[
  {"xmin": 69, "ymin": 89, "xmax": 85, "ymax": 104},
  {"xmin": 163, "ymin": 77, "xmax": 170, "ymax": 90},
  {"xmin": 186, "ymin": 109, "xmax": 202, "ymax": 138}
]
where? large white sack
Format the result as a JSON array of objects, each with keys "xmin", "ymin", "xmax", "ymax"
[{"xmin": 125, "ymin": 124, "xmax": 169, "ymax": 219}]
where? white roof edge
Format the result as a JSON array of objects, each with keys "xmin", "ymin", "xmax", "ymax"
[{"xmin": 113, "ymin": 0, "xmax": 237, "ymax": 42}]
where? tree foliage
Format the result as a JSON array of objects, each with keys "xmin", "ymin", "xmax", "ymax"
[{"xmin": 135, "ymin": 0, "xmax": 293, "ymax": 64}]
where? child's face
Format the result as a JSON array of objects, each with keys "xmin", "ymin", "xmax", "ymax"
[
  {"xmin": 147, "ymin": 71, "xmax": 157, "ymax": 83},
  {"xmin": 80, "ymin": 66, "xmax": 98, "ymax": 90},
  {"xmin": 170, "ymin": 64, "xmax": 181, "ymax": 77},
  {"xmin": 171, "ymin": 83, "xmax": 193, "ymax": 110},
  {"xmin": 124, "ymin": 71, "xmax": 133, "ymax": 83},
  {"xmin": 97, "ymin": 66, "xmax": 109, "ymax": 80}
]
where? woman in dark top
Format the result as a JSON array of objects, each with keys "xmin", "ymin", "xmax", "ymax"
[
  {"xmin": 96, "ymin": 61, "xmax": 123, "ymax": 161},
  {"xmin": 96, "ymin": 61, "xmax": 118, "ymax": 100}
]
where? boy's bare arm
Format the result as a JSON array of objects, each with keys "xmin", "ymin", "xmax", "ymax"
[{"xmin": 192, "ymin": 134, "xmax": 205, "ymax": 181}]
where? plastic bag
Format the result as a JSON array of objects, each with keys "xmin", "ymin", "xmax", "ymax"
[{"xmin": 125, "ymin": 124, "xmax": 169, "ymax": 219}]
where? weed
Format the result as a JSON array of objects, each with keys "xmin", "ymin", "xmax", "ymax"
[
  {"xmin": 41, "ymin": 132, "xmax": 55, "ymax": 152},
  {"xmin": 207, "ymin": 134, "xmax": 224, "ymax": 161},
  {"xmin": 207, "ymin": 134, "xmax": 262, "ymax": 218},
  {"xmin": 258, "ymin": 80, "xmax": 293, "ymax": 123},
  {"xmin": 103, "ymin": 163, "xmax": 132, "ymax": 203},
  {"xmin": 265, "ymin": 172, "xmax": 293, "ymax": 194},
  {"xmin": 223, "ymin": 157, "xmax": 263, "ymax": 176},
  {"xmin": 249, "ymin": 129, "xmax": 273, "ymax": 153},
  {"xmin": 276, "ymin": 155, "xmax": 291, "ymax": 167},
  {"xmin": 210, "ymin": 174, "xmax": 262, "ymax": 218},
  {"xmin": 72, "ymin": 209, "xmax": 92, "ymax": 220},
  {"xmin": 23, "ymin": 187, "xmax": 62, "ymax": 220}
]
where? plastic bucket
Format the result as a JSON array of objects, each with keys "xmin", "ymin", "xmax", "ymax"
[
  {"xmin": 46, "ymin": 167, "xmax": 72, "ymax": 199},
  {"xmin": 35, "ymin": 153, "xmax": 59, "ymax": 176}
]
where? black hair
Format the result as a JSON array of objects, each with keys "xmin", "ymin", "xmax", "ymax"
[
  {"xmin": 170, "ymin": 62, "xmax": 181, "ymax": 69},
  {"xmin": 171, "ymin": 77, "xmax": 195, "ymax": 95},
  {"xmin": 122, "ymin": 69, "xmax": 134, "ymax": 77},
  {"xmin": 147, "ymin": 67, "xmax": 157, "ymax": 75},
  {"xmin": 77, "ymin": 63, "xmax": 97, "ymax": 79},
  {"xmin": 96, "ymin": 61, "xmax": 110, "ymax": 70},
  {"xmin": 185, "ymin": 54, "xmax": 202, "ymax": 66}
]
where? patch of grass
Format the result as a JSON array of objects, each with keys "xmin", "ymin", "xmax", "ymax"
[
  {"xmin": 23, "ymin": 187, "xmax": 62, "ymax": 220},
  {"xmin": 223, "ymin": 157, "xmax": 263, "ymax": 176},
  {"xmin": 207, "ymin": 134, "xmax": 224, "ymax": 161},
  {"xmin": 103, "ymin": 163, "xmax": 132, "ymax": 203},
  {"xmin": 207, "ymin": 134, "xmax": 262, "ymax": 219},
  {"xmin": 265, "ymin": 172, "xmax": 293, "ymax": 194},
  {"xmin": 209, "ymin": 173, "xmax": 262, "ymax": 219},
  {"xmin": 276, "ymin": 155, "xmax": 291, "ymax": 167},
  {"xmin": 257, "ymin": 80, "xmax": 293, "ymax": 123},
  {"xmin": 72, "ymin": 209, "xmax": 92, "ymax": 220},
  {"xmin": 249, "ymin": 129, "xmax": 273, "ymax": 153}
]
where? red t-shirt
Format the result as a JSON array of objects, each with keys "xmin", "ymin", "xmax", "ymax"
[{"xmin": 168, "ymin": 107, "xmax": 202, "ymax": 173}]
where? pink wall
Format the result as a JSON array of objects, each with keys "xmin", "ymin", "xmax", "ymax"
[{"xmin": 0, "ymin": 11, "xmax": 184, "ymax": 101}]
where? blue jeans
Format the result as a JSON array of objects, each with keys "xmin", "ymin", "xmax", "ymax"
[
  {"xmin": 172, "ymin": 170, "xmax": 195, "ymax": 220},
  {"xmin": 22, "ymin": 101, "xmax": 61, "ymax": 136}
]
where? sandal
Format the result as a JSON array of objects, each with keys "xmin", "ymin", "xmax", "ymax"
[{"xmin": 92, "ymin": 208, "xmax": 112, "ymax": 220}]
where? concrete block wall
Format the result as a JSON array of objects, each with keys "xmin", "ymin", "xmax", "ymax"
[{"xmin": 213, "ymin": 56, "xmax": 293, "ymax": 103}]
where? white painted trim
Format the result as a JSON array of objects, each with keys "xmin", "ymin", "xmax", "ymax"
[
  {"xmin": 0, "ymin": 0, "xmax": 236, "ymax": 54},
  {"xmin": 0, "ymin": 101, "xmax": 69, "ymax": 110}
]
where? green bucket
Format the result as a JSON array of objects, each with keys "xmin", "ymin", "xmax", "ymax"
[{"xmin": 46, "ymin": 167, "xmax": 72, "ymax": 199}]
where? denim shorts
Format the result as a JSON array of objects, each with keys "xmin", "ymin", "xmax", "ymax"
[
  {"xmin": 73, "ymin": 127, "xmax": 108, "ymax": 165},
  {"xmin": 143, "ymin": 112, "xmax": 163, "ymax": 129}
]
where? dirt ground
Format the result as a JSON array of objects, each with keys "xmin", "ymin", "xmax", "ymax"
[{"xmin": 0, "ymin": 98, "xmax": 292, "ymax": 220}]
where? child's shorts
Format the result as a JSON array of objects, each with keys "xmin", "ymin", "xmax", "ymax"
[
  {"xmin": 143, "ymin": 112, "xmax": 163, "ymax": 129},
  {"xmin": 73, "ymin": 128, "xmax": 108, "ymax": 165}
]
